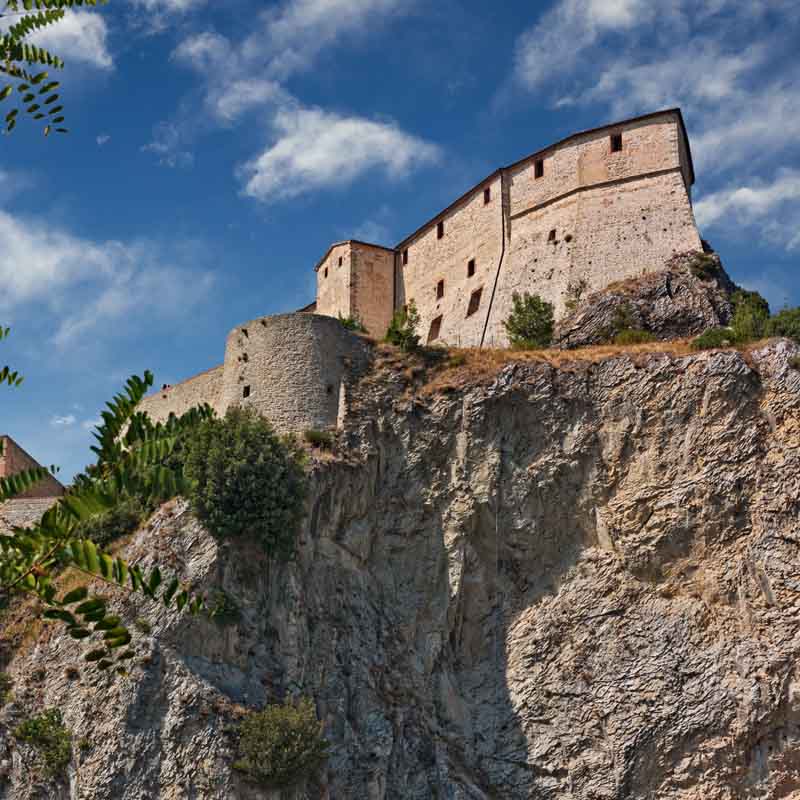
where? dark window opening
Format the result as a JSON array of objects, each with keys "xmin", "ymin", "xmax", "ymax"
[
  {"xmin": 437, "ymin": 220, "xmax": 444, "ymax": 239},
  {"xmin": 484, "ymin": 187, "xmax": 491, "ymax": 205},
  {"xmin": 436, "ymin": 279, "xmax": 444, "ymax": 300},
  {"xmin": 338, "ymin": 256, "xmax": 343, "ymax": 266},
  {"xmin": 326, "ymin": 383, "xmax": 334, "ymax": 395},
  {"xmin": 467, "ymin": 258, "xmax": 476, "ymax": 278},
  {"xmin": 402, "ymin": 248, "xmax": 408, "ymax": 266},
  {"xmin": 467, "ymin": 287, "xmax": 483, "ymax": 317},
  {"xmin": 324, "ymin": 268, "xmax": 328, "ymax": 278},
  {"xmin": 243, "ymin": 385, "xmax": 251, "ymax": 399},
  {"xmin": 548, "ymin": 229, "xmax": 556, "ymax": 242},
  {"xmin": 534, "ymin": 159, "xmax": 544, "ymax": 179},
  {"xmin": 611, "ymin": 133, "xmax": 623, "ymax": 152},
  {"xmin": 428, "ymin": 315, "xmax": 442, "ymax": 343},
  {"xmin": 241, "ymin": 328, "xmax": 248, "ymax": 338}
]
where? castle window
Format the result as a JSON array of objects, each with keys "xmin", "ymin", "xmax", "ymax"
[
  {"xmin": 436, "ymin": 279, "xmax": 444, "ymax": 300},
  {"xmin": 243, "ymin": 385, "xmax": 251, "ymax": 399},
  {"xmin": 611, "ymin": 133, "xmax": 623, "ymax": 152},
  {"xmin": 548, "ymin": 229, "xmax": 556, "ymax": 242},
  {"xmin": 466, "ymin": 287, "xmax": 483, "ymax": 317},
  {"xmin": 324, "ymin": 268, "xmax": 328, "ymax": 278},
  {"xmin": 437, "ymin": 220, "xmax": 445, "ymax": 239},
  {"xmin": 534, "ymin": 159, "xmax": 544, "ymax": 179},
  {"xmin": 484, "ymin": 187, "xmax": 491, "ymax": 205},
  {"xmin": 428, "ymin": 315, "xmax": 442, "ymax": 343},
  {"xmin": 402, "ymin": 248, "xmax": 408, "ymax": 266},
  {"xmin": 467, "ymin": 258, "xmax": 476, "ymax": 278},
  {"xmin": 338, "ymin": 256, "xmax": 343, "ymax": 266}
]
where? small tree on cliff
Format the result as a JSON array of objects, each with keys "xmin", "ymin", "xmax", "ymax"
[
  {"xmin": 385, "ymin": 300, "xmax": 421, "ymax": 352},
  {"xmin": 503, "ymin": 292, "xmax": 554, "ymax": 349}
]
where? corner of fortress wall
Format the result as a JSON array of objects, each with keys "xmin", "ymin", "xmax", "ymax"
[{"xmin": 139, "ymin": 313, "xmax": 371, "ymax": 434}]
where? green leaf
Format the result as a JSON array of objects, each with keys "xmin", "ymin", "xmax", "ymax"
[
  {"xmin": 68, "ymin": 627, "xmax": 91, "ymax": 639},
  {"xmin": 61, "ymin": 586, "xmax": 88, "ymax": 605},
  {"xmin": 83, "ymin": 540, "xmax": 99, "ymax": 574},
  {"xmin": 94, "ymin": 615, "xmax": 121, "ymax": 631},
  {"xmin": 85, "ymin": 648, "xmax": 107, "ymax": 662},
  {"xmin": 0, "ymin": 86, "xmax": 12, "ymax": 101},
  {"xmin": 75, "ymin": 598, "xmax": 104, "ymax": 615}
]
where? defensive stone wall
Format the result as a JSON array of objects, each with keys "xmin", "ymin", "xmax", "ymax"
[
  {"xmin": 221, "ymin": 313, "xmax": 370, "ymax": 434},
  {"xmin": 138, "ymin": 365, "xmax": 225, "ymax": 425},
  {"xmin": 139, "ymin": 314, "xmax": 370, "ymax": 436}
]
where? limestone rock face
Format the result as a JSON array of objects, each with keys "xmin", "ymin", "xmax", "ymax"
[
  {"xmin": 554, "ymin": 251, "xmax": 737, "ymax": 348},
  {"xmin": 3, "ymin": 340, "xmax": 800, "ymax": 799}
]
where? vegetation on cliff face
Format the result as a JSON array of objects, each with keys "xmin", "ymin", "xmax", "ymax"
[{"xmin": 503, "ymin": 291, "xmax": 554, "ymax": 349}]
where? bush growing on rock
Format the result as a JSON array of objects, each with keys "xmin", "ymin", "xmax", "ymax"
[
  {"xmin": 235, "ymin": 698, "xmax": 328, "ymax": 788},
  {"xmin": 385, "ymin": 300, "xmax": 421, "ymax": 352},
  {"xmin": 70, "ymin": 495, "xmax": 149, "ymax": 549},
  {"xmin": 730, "ymin": 290, "xmax": 770, "ymax": 342},
  {"xmin": 613, "ymin": 329, "xmax": 655, "ymax": 345},
  {"xmin": 503, "ymin": 292, "xmax": 554, "ymax": 349},
  {"xmin": 183, "ymin": 408, "xmax": 306, "ymax": 559},
  {"xmin": 766, "ymin": 307, "xmax": 800, "ymax": 342},
  {"xmin": 13, "ymin": 709, "xmax": 72, "ymax": 777},
  {"xmin": 691, "ymin": 328, "xmax": 736, "ymax": 350},
  {"xmin": 337, "ymin": 314, "xmax": 366, "ymax": 333}
]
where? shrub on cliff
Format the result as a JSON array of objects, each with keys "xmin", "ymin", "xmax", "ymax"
[
  {"xmin": 730, "ymin": 290, "xmax": 770, "ymax": 342},
  {"xmin": 691, "ymin": 328, "xmax": 736, "ymax": 350},
  {"xmin": 71, "ymin": 496, "xmax": 149, "ymax": 549},
  {"xmin": 503, "ymin": 292, "xmax": 554, "ymax": 349},
  {"xmin": 183, "ymin": 408, "xmax": 306, "ymax": 558},
  {"xmin": 14, "ymin": 709, "xmax": 72, "ymax": 777},
  {"xmin": 766, "ymin": 307, "xmax": 800, "ymax": 342},
  {"xmin": 235, "ymin": 698, "xmax": 328, "ymax": 789},
  {"xmin": 385, "ymin": 300, "xmax": 421, "ymax": 352},
  {"xmin": 337, "ymin": 314, "xmax": 366, "ymax": 333},
  {"xmin": 613, "ymin": 329, "xmax": 655, "ymax": 345}
]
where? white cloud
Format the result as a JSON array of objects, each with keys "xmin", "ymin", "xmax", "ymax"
[
  {"xmin": 51, "ymin": 414, "xmax": 76, "ymax": 427},
  {"xmin": 81, "ymin": 418, "xmax": 101, "ymax": 431},
  {"xmin": 695, "ymin": 169, "xmax": 800, "ymax": 228},
  {"xmin": 141, "ymin": 121, "xmax": 194, "ymax": 168},
  {"xmin": 131, "ymin": 0, "xmax": 206, "ymax": 9},
  {"xmin": 240, "ymin": 106, "xmax": 440, "ymax": 202},
  {"xmin": 0, "ymin": 209, "xmax": 213, "ymax": 347},
  {"xmin": 96, "ymin": 134, "xmax": 110, "ymax": 146},
  {"xmin": 30, "ymin": 10, "xmax": 112, "ymax": 70}
]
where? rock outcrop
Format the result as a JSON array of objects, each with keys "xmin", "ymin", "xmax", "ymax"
[
  {"xmin": 554, "ymin": 251, "xmax": 737, "ymax": 348},
  {"xmin": 2, "ymin": 339, "xmax": 800, "ymax": 799}
]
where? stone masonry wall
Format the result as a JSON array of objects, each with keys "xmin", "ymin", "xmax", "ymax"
[
  {"xmin": 220, "ymin": 313, "xmax": 370, "ymax": 434},
  {"xmin": 316, "ymin": 243, "xmax": 353, "ymax": 322},
  {"xmin": 350, "ymin": 244, "xmax": 394, "ymax": 337},
  {"xmin": 0, "ymin": 436, "xmax": 63, "ymax": 499},
  {"xmin": 397, "ymin": 172, "xmax": 504, "ymax": 347},
  {"xmin": 138, "ymin": 365, "xmax": 225, "ymax": 425}
]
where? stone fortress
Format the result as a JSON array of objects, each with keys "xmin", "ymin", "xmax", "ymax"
[{"xmin": 139, "ymin": 108, "xmax": 703, "ymax": 433}]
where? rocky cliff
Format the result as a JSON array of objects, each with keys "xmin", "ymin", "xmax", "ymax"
[{"xmin": 2, "ymin": 339, "xmax": 800, "ymax": 799}]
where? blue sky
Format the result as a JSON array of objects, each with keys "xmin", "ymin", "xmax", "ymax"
[{"xmin": 1, "ymin": 0, "xmax": 798, "ymax": 480}]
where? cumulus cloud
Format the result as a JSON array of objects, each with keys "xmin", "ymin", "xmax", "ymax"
[
  {"xmin": 141, "ymin": 121, "xmax": 194, "ymax": 168},
  {"xmin": 50, "ymin": 414, "xmax": 76, "ymax": 427},
  {"xmin": 240, "ymin": 106, "xmax": 440, "ymax": 202},
  {"xmin": 0, "ymin": 209, "xmax": 213, "ymax": 347},
  {"xmin": 29, "ymin": 10, "xmax": 112, "ymax": 70}
]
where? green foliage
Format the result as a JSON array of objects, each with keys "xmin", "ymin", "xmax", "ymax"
[
  {"xmin": 337, "ymin": 314, "xmax": 366, "ymax": 333},
  {"xmin": 503, "ymin": 292, "xmax": 554, "ymax": 349},
  {"xmin": 688, "ymin": 252, "xmax": 719, "ymax": 281},
  {"xmin": 70, "ymin": 495, "xmax": 148, "ymax": 549},
  {"xmin": 730, "ymin": 290, "xmax": 770, "ymax": 342},
  {"xmin": 0, "ymin": 671, "xmax": 12, "ymax": 705},
  {"xmin": 235, "ymin": 698, "xmax": 328, "ymax": 789},
  {"xmin": 183, "ymin": 408, "xmax": 306, "ymax": 559},
  {"xmin": 691, "ymin": 328, "xmax": 736, "ymax": 350},
  {"xmin": 14, "ymin": 708, "xmax": 72, "ymax": 777},
  {"xmin": 211, "ymin": 589, "xmax": 240, "ymax": 627},
  {"xmin": 0, "ymin": 364, "xmax": 213, "ymax": 674},
  {"xmin": 789, "ymin": 355, "xmax": 800, "ymax": 371},
  {"xmin": 564, "ymin": 278, "xmax": 588, "ymax": 313},
  {"xmin": 0, "ymin": 0, "xmax": 110, "ymax": 135},
  {"xmin": 766, "ymin": 307, "xmax": 800, "ymax": 342},
  {"xmin": 303, "ymin": 429, "xmax": 333, "ymax": 450},
  {"xmin": 613, "ymin": 328, "xmax": 655, "ymax": 345},
  {"xmin": 385, "ymin": 300, "xmax": 420, "ymax": 352}
]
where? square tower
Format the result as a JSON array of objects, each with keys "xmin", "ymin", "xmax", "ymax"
[{"xmin": 315, "ymin": 240, "xmax": 395, "ymax": 336}]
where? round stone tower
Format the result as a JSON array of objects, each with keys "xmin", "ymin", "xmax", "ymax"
[{"xmin": 220, "ymin": 313, "xmax": 369, "ymax": 434}]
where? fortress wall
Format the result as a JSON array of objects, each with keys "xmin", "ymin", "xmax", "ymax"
[
  {"xmin": 316, "ymin": 243, "xmax": 353, "ymax": 321},
  {"xmin": 220, "ymin": 313, "xmax": 370, "ymax": 434},
  {"xmin": 350, "ymin": 244, "xmax": 394, "ymax": 336},
  {"xmin": 0, "ymin": 436, "xmax": 64, "ymax": 499},
  {"xmin": 397, "ymin": 173, "xmax": 504, "ymax": 347},
  {"xmin": 508, "ymin": 112, "xmax": 685, "ymax": 218},
  {"xmin": 138, "ymin": 365, "xmax": 224, "ymax": 425},
  {"xmin": 483, "ymin": 170, "xmax": 703, "ymax": 345}
]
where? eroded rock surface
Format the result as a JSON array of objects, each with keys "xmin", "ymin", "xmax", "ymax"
[
  {"xmin": 2, "ymin": 340, "xmax": 800, "ymax": 799},
  {"xmin": 554, "ymin": 251, "xmax": 737, "ymax": 348}
]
